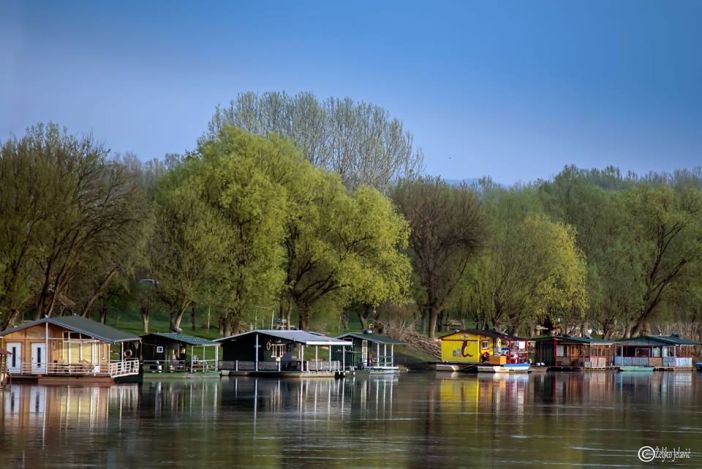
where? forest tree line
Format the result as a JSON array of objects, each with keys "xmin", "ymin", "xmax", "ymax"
[{"xmin": 1, "ymin": 92, "xmax": 701, "ymax": 340}]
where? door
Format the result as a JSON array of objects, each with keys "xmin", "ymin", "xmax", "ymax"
[
  {"xmin": 6, "ymin": 342, "xmax": 21, "ymax": 374},
  {"xmin": 31, "ymin": 343, "xmax": 47, "ymax": 374}
]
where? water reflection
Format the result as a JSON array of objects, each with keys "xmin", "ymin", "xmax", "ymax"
[{"xmin": 0, "ymin": 372, "xmax": 699, "ymax": 467}]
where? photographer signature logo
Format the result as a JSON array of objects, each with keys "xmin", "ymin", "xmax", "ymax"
[{"xmin": 638, "ymin": 446, "xmax": 691, "ymax": 463}]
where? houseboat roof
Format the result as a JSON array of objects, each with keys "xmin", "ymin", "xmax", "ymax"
[
  {"xmin": 615, "ymin": 335, "xmax": 699, "ymax": 347},
  {"xmin": 531, "ymin": 335, "xmax": 615, "ymax": 345},
  {"xmin": 141, "ymin": 332, "xmax": 219, "ymax": 346},
  {"xmin": 0, "ymin": 315, "xmax": 140, "ymax": 344},
  {"xmin": 440, "ymin": 329, "xmax": 527, "ymax": 341},
  {"xmin": 337, "ymin": 332, "xmax": 404, "ymax": 345},
  {"xmin": 215, "ymin": 329, "xmax": 352, "ymax": 346}
]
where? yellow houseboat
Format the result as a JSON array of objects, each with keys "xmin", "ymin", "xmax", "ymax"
[{"xmin": 438, "ymin": 329, "xmax": 529, "ymax": 371}]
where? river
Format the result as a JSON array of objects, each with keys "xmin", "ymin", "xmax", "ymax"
[{"xmin": 1, "ymin": 372, "xmax": 700, "ymax": 467}]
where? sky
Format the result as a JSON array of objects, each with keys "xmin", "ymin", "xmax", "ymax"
[{"xmin": 1, "ymin": 0, "xmax": 701, "ymax": 184}]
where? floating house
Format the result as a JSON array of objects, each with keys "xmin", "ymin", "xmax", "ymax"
[
  {"xmin": 532, "ymin": 336, "xmax": 614, "ymax": 369},
  {"xmin": 0, "ymin": 315, "xmax": 141, "ymax": 383},
  {"xmin": 439, "ymin": 330, "xmax": 529, "ymax": 366},
  {"xmin": 216, "ymin": 329, "xmax": 352, "ymax": 377},
  {"xmin": 613, "ymin": 335, "xmax": 698, "ymax": 370},
  {"xmin": 141, "ymin": 332, "xmax": 220, "ymax": 375},
  {"xmin": 335, "ymin": 331, "xmax": 404, "ymax": 374}
]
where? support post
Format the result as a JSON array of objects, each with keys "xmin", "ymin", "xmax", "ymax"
[
  {"xmin": 190, "ymin": 346, "xmax": 194, "ymax": 371},
  {"xmin": 215, "ymin": 346, "xmax": 219, "ymax": 371},
  {"xmin": 255, "ymin": 334, "xmax": 259, "ymax": 372},
  {"xmin": 328, "ymin": 346, "xmax": 332, "ymax": 371},
  {"xmin": 376, "ymin": 343, "xmax": 380, "ymax": 367},
  {"xmin": 391, "ymin": 344, "xmax": 394, "ymax": 367},
  {"xmin": 301, "ymin": 344, "xmax": 305, "ymax": 372}
]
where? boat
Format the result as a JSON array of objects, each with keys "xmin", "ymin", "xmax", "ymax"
[
  {"xmin": 617, "ymin": 365, "xmax": 654, "ymax": 373},
  {"xmin": 695, "ymin": 362, "xmax": 702, "ymax": 372},
  {"xmin": 477, "ymin": 363, "xmax": 530, "ymax": 373},
  {"xmin": 434, "ymin": 362, "xmax": 476, "ymax": 372},
  {"xmin": 355, "ymin": 365, "xmax": 400, "ymax": 375}
]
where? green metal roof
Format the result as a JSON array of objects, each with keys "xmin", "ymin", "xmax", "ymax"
[
  {"xmin": 616, "ymin": 335, "xmax": 699, "ymax": 346},
  {"xmin": 0, "ymin": 315, "xmax": 140, "ymax": 344},
  {"xmin": 142, "ymin": 332, "xmax": 218, "ymax": 346},
  {"xmin": 337, "ymin": 332, "xmax": 404, "ymax": 345}
]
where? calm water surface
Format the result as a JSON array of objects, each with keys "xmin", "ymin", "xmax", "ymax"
[{"xmin": 1, "ymin": 372, "xmax": 700, "ymax": 467}]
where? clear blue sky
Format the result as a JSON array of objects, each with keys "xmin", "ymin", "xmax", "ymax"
[{"xmin": 2, "ymin": 0, "xmax": 700, "ymax": 184}]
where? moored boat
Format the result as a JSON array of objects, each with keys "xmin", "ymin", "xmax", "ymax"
[
  {"xmin": 695, "ymin": 362, "xmax": 702, "ymax": 372},
  {"xmin": 477, "ymin": 363, "xmax": 530, "ymax": 373}
]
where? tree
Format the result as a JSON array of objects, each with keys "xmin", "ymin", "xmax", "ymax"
[
  {"xmin": 149, "ymin": 161, "xmax": 228, "ymax": 332},
  {"xmin": 196, "ymin": 128, "xmax": 289, "ymax": 335},
  {"xmin": 206, "ymin": 91, "xmax": 423, "ymax": 191},
  {"xmin": 0, "ymin": 124, "xmax": 149, "ymax": 326},
  {"xmin": 391, "ymin": 177, "xmax": 486, "ymax": 337},
  {"xmin": 626, "ymin": 186, "xmax": 702, "ymax": 335}
]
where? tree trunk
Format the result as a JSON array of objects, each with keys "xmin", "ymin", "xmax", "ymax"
[
  {"xmin": 357, "ymin": 306, "xmax": 369, "ymax": 330},
  {"xmin": 191, "ymin": 304, "xmax": 197, "ymax": 331},
  {"xmin": 220, "ymin": 315, "xmax": 232, "ymax": 337},
  {"xmin": 1, "ymin": 308, "xmax": 21, "ymax": 330},
  {"xmin": 82, "ymin": 267, "xmax": 119, "ymax": 318},
  {"xmin": 170, "ymin": 302, "xmax": 188, "ymax": 333},
  {"xmin": 298, "ymin": 308, "xmax": 310, "ymax": 331},
  {"xmin": 429, "ymin": 305, "xmax": 441, "ymax": 338},
  {"xmin": 100, "ymin": 304, "xmax": 108, "ymax": 324},
  {"xmin": 141, "ymin": 305, "xmax": 150, "ymax": 333}
]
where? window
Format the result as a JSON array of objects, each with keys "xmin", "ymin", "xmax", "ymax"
[
  {"xmin": 481, "ymin": 340, "xmax": 489, "ymax": 350},
  {"xmin": 156, "ymin": 346, "xmax": 164, "ymax": 354}
]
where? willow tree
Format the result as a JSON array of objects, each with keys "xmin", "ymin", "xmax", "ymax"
[
  {"xmin": 206, "ymin": 91, "xmax": 423, "ymax": 191},
  {"xmin": 391, "ymin": 177, "xmax": 486, "ymax": 338},
  {"xmin": 189, "ymin": 126, "xmax": 411, "ymax": 332},
  {"xmin": 459, "ymin": 213, "xmax": 588, "ymax": 335}
]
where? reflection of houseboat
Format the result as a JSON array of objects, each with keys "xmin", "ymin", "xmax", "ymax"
[
  {"xmin": 216, "ymin": 330, "xmax": 352, "ymax": 377},
  {"xmin": 141, "ymin": 333, "xmax": 220, "ymax": 378},
  {"xmin": 438, "ymin": 330, "xmax": 529, "ymax": 372},
  {"xmin": 613, "ymin": 335, "xmax": 697, "ymax": 370},
  {"xmin": 334, "ymin": 331, "xmax": 403, "ymax": 374},
  {"xmin": 0, "ymin": 316, "xmax": 141, "ymax": 383},
  {"xmin": 532, "ymin": 336, "xmax": 614, "ymax": 370}
]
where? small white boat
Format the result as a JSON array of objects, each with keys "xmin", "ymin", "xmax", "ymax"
[
  {"xmin": 435, "ymin": 363, "xmax": 464, "ymax": 372},
  {"xmin": 477, "ymin": 363, "xmax": 530, "ymax": 373},
  {"xmin": 363, "ymin": 365, "xmax": 400, "ymax": 375}
]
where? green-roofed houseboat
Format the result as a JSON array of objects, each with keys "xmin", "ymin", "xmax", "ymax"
[{"xmin": 141, "ymin": 332, "xmax": 220, "ymax": 377}]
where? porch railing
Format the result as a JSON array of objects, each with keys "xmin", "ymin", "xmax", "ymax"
[
  {"xmin": 143, "ymin": 359, "xmax": 218, "ymax": 373},
  {"xmin": 108, "ymin": 359, "xmax": 140, "ymax": 378},
  {"xmin": 10, "ymin": 359, "xmax": 140, "ymax": 377},
  {"xmin": 221, "ymin": 360, "xmax": 341, "ymax": 372}
]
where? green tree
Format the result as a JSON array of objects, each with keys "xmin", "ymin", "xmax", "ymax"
[
  {"xmin": 0, "ymin": 124, "xmax": 149, "ymax": 326},
  {"xmin": 391, "ymin": 177, "xmax": 486, "ymax": 337},
  {"xmin": 149, "ymin": 161, "xmax": 228, "ymax": 332}
]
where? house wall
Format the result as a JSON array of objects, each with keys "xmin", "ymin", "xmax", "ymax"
[
  {"xmin": 2, "ymin": 324, "xmax": 110, "ymax": 371},
  {"xmin": 440, "ymin": 332, "xmax": 497, "ymax": 363}
]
